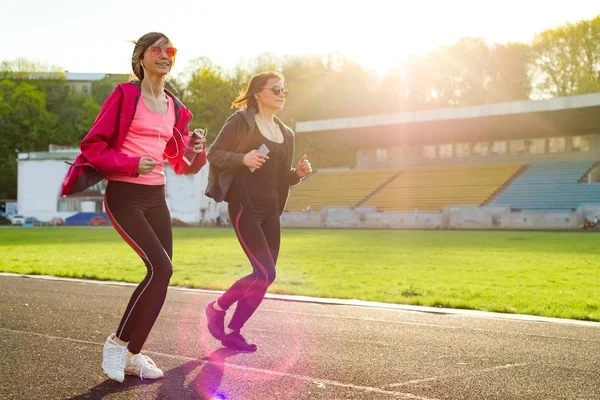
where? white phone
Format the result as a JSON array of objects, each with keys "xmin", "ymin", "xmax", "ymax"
[{"xmin": 250, "ymin": 143, "xmax": 270, "ymax": 172}]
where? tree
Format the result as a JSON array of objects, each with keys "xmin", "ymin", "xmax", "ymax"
[
  {"xmin": 183, "ymin": 57, "xmax": 237, "ymax": 140},
  {"xmin": 531, "ymin": 15, "xmax": 600, "ymax": 97},
  {"xmin": 54, "ymin": 91, "xmax": 100, "ymax": 143},
  {"xmin": 375, "ymin": 38, "xmax": 532, "ymax": 109},
  {"xmin": 0, "ymin": 58, "xmax": 105, "ymax": 197},
  {"xmin": 278, "ymin": 54, "xmax": 329, "ymax": 125},
  {"xmin": 279, "ymin": 53, "xmax": 379, "ymax": 121},
  {"xmin": 279, "ymin": 54, "xmax": 366, "ymax": 167},
  {"xmin": 573, "ymin": 16, "xmax": 600, "ymax": 94},
  {"xmin": 427, "ymin": 37, "xmax": 491, "ymax": 107},
  {"xmin": 487, "ymin": 42, "xmax": 532, "ymax": 102},
  {"xmin": 0, "ymin": 80, "xmax": 55, "ymax": 198},
  {"xmin": 91, "ymin": 74, "xmax": 129, "ymax": 105},
  {"xmin": 27, "ymin": 79, "xmax": 100, "ymax": 144},
  {"xmin": 0, "ymin": 57, "xmax": 63, "ymax": 80},
  {"xmin": 375, "ymin": 55, "xmax": 434, "ymax": 114}
]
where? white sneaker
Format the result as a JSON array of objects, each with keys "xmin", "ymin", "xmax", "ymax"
[
  {"xmin": 125, "ymin": 354, "xmax": 164, "ymax": 380},
  {"xmin": 101, "ymin": 334, "xmax": 127, "ymax": 383}
]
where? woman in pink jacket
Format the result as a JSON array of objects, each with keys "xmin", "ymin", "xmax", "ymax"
[{"xmin": 61, "ymin": 32, "xmax": 206, "ymax": 383}]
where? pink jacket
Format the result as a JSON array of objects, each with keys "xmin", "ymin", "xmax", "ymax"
[{"xmin": 61, "ymin": 82, "xmax": 206, "ymax": 196}]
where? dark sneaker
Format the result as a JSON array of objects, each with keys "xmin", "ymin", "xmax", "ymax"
[
  {"xmin": 221, "ymin": 331, "xmax": 257, "ymax": 352},
  {"xmin": 205, "ymin": 301, "xmax": 226, "ymax": 340}
]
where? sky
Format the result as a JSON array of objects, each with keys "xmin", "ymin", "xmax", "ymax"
[{"xmin": 2, "ymin": 0, "xmax": 599, "ymax": 78}]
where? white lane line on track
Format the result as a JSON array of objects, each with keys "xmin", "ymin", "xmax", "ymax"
[
  {"xmin": 385, "ymin": 363, "xmax": 529, "ymax": 387},
  {"xmin": 260, "ymin": 309, "xmax": 600, "ymax": 342},
  {"xmin": 0, "ymin": 327, "xmax": 440, "ymax": 400}
]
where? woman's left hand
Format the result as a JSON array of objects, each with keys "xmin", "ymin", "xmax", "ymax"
[
  {"xmin": 191, "ymin": 128, "xmax": 207, "ymax": 153},
  {"xmin": 296, "ymin": 154, "xmax": 312, "ymax": 178}
]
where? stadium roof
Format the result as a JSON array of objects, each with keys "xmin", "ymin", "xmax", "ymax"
[
  {"xmin": 6, "ymin": 71, "xmax": 127, "ymax": 81},
  {"xmin": 295, "ymin": 93, "xmax": 600, "ymax": 149},
  {"xmin": 65, "ymin": 72, "xmax": 109, "ymax": 81}
]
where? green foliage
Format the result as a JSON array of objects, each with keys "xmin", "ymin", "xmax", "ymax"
[
  {"xmin": 183, "ymin": 57, "xmax": 238, "ymax": 140},
  {"xmin": 487, "ymin": 42, "xmax": 532, "ymax": 102},
  {"xmin": 50, "ymin": 86, "xmax": 101, "ymax": 143},
  {"xmin": 532, "ymin": 15, "xmax": 600, "ymax": 97},
  {"xmin": 0, "ymin": 80, "xmax": 55, "ymax": 151},
  {"xmin": 0, "ymin": 155, "xmax": 18, "ymax": 199},
  {"xmin": 91, "ymin": 74, "xmax": 129, "ymax": 105},
  {"xmin": 0, "ymin": 57, "xmax": 63, "ymax": 79},
  {"xmin": 0, "ymin": 64, "xmax": 114, "ymax": 198},
  {"xmin": 0, "ymin": 79, "xmax": 55, "ymax": 198},
  {"xmin": 428, "ymin": 37, "xmax": 491, "ymax": 107}
]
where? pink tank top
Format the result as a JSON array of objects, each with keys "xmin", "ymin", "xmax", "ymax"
[{"xmin": 109, "ymin": 95, "xmax": 176, "ymax": 185}]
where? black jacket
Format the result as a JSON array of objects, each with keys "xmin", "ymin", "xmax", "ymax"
[{"xmin": 205, "ymin": 109, "xmax": 303, "ymax": 215}]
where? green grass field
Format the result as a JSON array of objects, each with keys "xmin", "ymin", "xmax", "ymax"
[{"xmin": 1, "ymin": 227, "xmax": 599, "ymax": 321}]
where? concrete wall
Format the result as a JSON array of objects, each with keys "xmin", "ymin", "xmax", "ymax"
[
  {"xmin": 281, "ymin": 207, "xmax": 442, "ymax": 229},
  {"xmin": 281, "ymin": 205, "xmax": 600, "ymax": 230}
]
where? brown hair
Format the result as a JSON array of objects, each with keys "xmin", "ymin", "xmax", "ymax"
[
  {"xmin": 231, "ymin": 71, "xmax": 285, "ymax": 110},
  {"xmin": 131, "ymin": 32, "xmax": 172, "ymax": 81}
]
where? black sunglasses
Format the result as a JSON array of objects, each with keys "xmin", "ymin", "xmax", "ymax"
[{"xmin": 262, "ymin": 86, "xmax": 289, "ymax": 96}]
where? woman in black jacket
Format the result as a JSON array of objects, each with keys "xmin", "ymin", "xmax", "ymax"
[{"xmin": 204, "ymin": 71, "xmax": 312, "ymax": 351}]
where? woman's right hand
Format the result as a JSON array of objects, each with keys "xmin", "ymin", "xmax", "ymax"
[
  {"xmin": 243, "ymin": 150, "xmax": 269, "ymax": 170},
  {"xmin": 137, "ymin": 157, "xmax": 158, "ymax": 174}
]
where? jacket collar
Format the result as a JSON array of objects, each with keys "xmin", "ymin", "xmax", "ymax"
[
  {"xmin": 237, "ymin": 108, "xmax": 293, "ymax": 138},
  {"xmin": 126, "ymin": 81, "xmax": 190, "ymax": 125}
]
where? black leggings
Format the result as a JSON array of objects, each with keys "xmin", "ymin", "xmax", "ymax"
[
  {"xmin": 104, "ymin": 181, "xmax": 173, "ymax": 354},
  {"xmin": 217, "ymin": 197, "xmax": 280, "ymax": 331}
]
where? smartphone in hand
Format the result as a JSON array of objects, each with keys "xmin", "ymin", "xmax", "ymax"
[
  {"xmin": 250, "ymin": 143, "xmax": 270, "ymax": 172},
  {"xmin": 183, "ymin": 129, "xmax": 206, "ymax": 166}
]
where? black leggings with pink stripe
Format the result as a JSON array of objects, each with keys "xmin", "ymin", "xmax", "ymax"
[
  {"xmin": 217, "ymin": 196, "xmax": 280, "ymax": 331},
  {"xmin": 104, "ymin": 180, "xmax": 173, "ymax": 354}
]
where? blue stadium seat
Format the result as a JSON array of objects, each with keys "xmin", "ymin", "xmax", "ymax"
[{"xmin": 490, "ymin": 161, "xmax": 600, "ymax": 210}]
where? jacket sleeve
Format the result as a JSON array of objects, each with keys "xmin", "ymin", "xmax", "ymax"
[
  {"xmin": 206, "ymin": 114, "xmax": 246, "ymax": 168},
  {"xmin": 287, "ymin": 169, "xmax": 303, "ymax": 187},
  {"xmin": 166, "ymin": 122, "xmax": 207, "ymax": 175},
  {"xmin": 285, "ymin": 129, "xmax": 303, "ymax": 187},
  {"xmin": 79, "ymin": 87, "xmax": 140, "ymax": 176}
]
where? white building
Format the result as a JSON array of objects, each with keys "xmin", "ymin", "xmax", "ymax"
[{"xmin": 17, "ymin": 149, "xmax": 227, "ymax": 224}]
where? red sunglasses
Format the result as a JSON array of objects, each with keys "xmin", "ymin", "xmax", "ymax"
[{"xmin": 148, "ymin": 46, "xmax": 177, "ymax": 58}]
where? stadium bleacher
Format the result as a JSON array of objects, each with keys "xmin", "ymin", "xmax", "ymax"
[
  {"xmin": 286, "ymin": 163, "xmax": 524, "ymax": 212},
  {"xmin": 489, "ymin": 160, "xmax": 600, "ymax": 210},
  {"xmin": 284, "ymin": 169, "xmax": 399, "ymax": 211},
  {"xmin": 285, "ymin": 158, "xmax": 600, "ymax": 213},
  {"xmin": 364, "ymin": 163, "xmax": 523, "ymax": 211}
]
